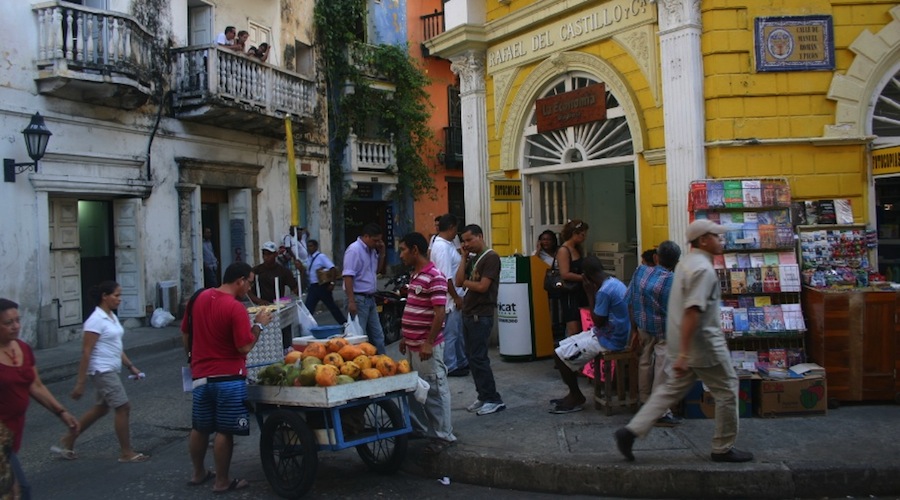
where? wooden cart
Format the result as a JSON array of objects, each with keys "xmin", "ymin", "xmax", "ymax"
[{"xmin": 246, "ymin": 372, "xmax": 417, "ymax": 498}]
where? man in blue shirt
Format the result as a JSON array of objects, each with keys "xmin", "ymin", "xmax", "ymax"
[
  {"xmin": 342, "ymin": 223, "xmax": 387, "ymax": 353},
  {"xmin": 626, "ymin": 240, "xmax": 681, "ymax": 426},
  {"xmin": 550, "ymin": 255, "xmax": 629, "ymax": 414}
]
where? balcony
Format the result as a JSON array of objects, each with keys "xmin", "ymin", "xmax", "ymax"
[
  {"xmin": 442, "ymin": 126, "xmax": 463, "ymax": 169},
  {"xmin": 342, "ymin": 130, "xmax": 397, "ymax": 198},
  {"xmin": 171, "ymin": 45, "xmax": 318, "ymax": 137},
  {"xmin": 420, "ymin": 9, "xmax": 445, "ymax": 57},
  {"xmin": 33, "ymin": 1, "xmax": 155, "ymax": 110}
]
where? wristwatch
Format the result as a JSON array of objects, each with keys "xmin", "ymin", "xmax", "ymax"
[{"xmin": 253, "ymin": 322, "xmax": 265, "ymax": 332}]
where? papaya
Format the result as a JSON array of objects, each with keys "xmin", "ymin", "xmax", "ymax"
[
  {"xmin": 323, "ymin": 352, "xmax": 344, "ymax": 368},
  {"xmin": 340, "ymin": 361, "xmax": 361, "ymax": 379},
  {"xmin": 397, "ymin": 359, "xmax": 411, "ymax": 374},
  {"xmin": 336, "ymin": 375, "xmax": 355, "ymax": 385},
  {"xmin": 284, "ymin": 350, "xmax": 302, "ymax": 365},
  {"xmin": 353, "ymin": 355, "xmax": 372, "ymax": 370},
  {"xmin": 338, "ymin": 344, "xmax": 363, "ymax": 362},
  {"xmin": 325, "ymin": 337, "xmax": 349, "ymax": 353},
  {"xmin": 357, "ymin": 342, "xmax": 377, "ymax": 356},
  {"xmin": 303, "ymin": 343, "xmax": 327, "ymax": 360},
  {"xmin": 315, "ymin": 364, "xmax": 339, "ymax": 387},
  {"xmin": 375, "ymin": 356, "xmax": 397, "ymax": 377},
  {"xmin": 360, "ymin": 368, "xmax": 381, "ymax": 380}
]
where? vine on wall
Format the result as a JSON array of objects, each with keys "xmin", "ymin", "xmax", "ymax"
[{"xmin": 314, "ymin": 0, "xmax": 436, "ymax": 209}]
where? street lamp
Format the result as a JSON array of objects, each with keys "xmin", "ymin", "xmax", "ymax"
[{"xmin": 4, "ymin": 112, "xmax": 53, "ymax": 183}]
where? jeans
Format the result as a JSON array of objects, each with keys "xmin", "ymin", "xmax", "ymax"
[
  {"xmin": 407, "ymin": 343, "xmax": 456, "ymax": 442},
  {"xmin": 352, "ymin": 295, "xmax": 385, "ymax": 354},
  {"xmin": 462, "ymin": 314, "xmax": 501, "ymax": 403},
  {"xmin": 442, "ymin": 309, "xmax": 467, "ymax": 372},
  {"xmin": 10, "ymin": 451, "xmax": 31, "ymax": 500},
  {"xmin": 305, "ymin": 283, "xmax": 346, "ymax": 325},
  {"xmin": 203, "ymin": 265, "xmax": 219, "ymax": 288}
]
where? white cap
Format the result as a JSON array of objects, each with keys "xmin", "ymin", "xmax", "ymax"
[
  {"xmin": 686, "ymin": 219, "xmax": 727, "ymax": 242},
  {"xmin": 261, "ymin": 241, "xmax": 278, "ymax": 253}
]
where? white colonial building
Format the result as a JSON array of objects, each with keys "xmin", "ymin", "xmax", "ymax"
[{"xmin": 2, "ymin": 0, "xmax": 331, "ymax": 347}]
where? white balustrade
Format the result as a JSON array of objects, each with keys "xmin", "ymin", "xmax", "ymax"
[
  {"xmin": 344, "ymin": 131, "xmax": 395, "ymax": 173},
  {"xmin": 33, "ymin": 2, "xmax": 152, "ymax": 75}
]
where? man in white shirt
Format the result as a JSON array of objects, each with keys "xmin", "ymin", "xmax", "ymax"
[
  {"xmin": 215, "ymin": 26, "xmax": 243, "ymax": 52},
  {"xmin": 281, "ymin": 226, "xmax": 309, "ymax": 290},
  {"xmin": 430, "ymin": 214, "xmax": 468, "ymax": 376}
]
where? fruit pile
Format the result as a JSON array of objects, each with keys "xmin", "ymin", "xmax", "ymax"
[{"xmin": 256, "ymin": 337, "xmax": 411, "ymax": 387}]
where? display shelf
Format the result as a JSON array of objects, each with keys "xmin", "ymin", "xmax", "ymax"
[{"xmin": 690, "ymin": 178, "xmax": 806, "ymax": 372}]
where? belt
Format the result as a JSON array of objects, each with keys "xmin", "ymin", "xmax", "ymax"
[
  {"xmin": 192, "ymin": 374, "xmax": 245, "ymax": 389},
  {"xmin": 355, "ymin": 292, "xmax": 374, "ymax": 298}
]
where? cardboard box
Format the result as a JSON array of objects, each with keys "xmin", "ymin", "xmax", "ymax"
[
  {"xmin": 682, "ymin": 379, "xmax": 753, "ymax": 418},
  {"xmin": 755, "ymin": 376, "xmax": 827, "ymax": 417}
]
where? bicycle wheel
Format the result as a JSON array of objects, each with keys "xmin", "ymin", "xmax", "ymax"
[
  {"xmin": 355, "ymin": 399, "xmax": 408, "ymax": 474},
  {"xmin": 260, "ymin": 409, "xmax": 318, "ymax": 498}
]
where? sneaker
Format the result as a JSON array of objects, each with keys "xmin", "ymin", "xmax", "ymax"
[
  {"xmin": 710, "ymin": 448, "xmax": 754, "ymax": 463},
  {"xmin": 447, "ymin": 368, "xmax": 470, "ymax": 377},
  {"xmin": 466, "ymin": 399, "xmax": 484, "ymax": 413},
  {"xmin": 476, "ymin": 401, "xmax": 506, "ymax": 416},
  {"xmin": 614, "ymin": 427, "xmax": 636, "ymax": 462},
  {"xmin": 654, "ymin": 415, "xmax": 683, "ymax": 427}
]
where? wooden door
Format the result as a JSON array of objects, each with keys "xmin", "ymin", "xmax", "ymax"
[
  {"xmin": 50, "ymin": 199, "xmax": 83, "ymax": 326},
  {"xmin": 114, "ymin": 199, "xmax": 145, "ymax": 318}
]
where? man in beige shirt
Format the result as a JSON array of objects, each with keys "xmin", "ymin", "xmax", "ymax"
[{"xmin": 615, "ymin": 220, "xmax": 753, "ymax": 463}]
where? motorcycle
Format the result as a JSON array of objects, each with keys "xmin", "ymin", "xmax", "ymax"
[{"xmin": 374, "ymin": 273, "xmax": 409, "ymax": 345}]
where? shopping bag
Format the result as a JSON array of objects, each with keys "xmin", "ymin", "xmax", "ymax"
[
  {"xmin": 414, "ymin": 377, "xmax": 431, "ymax": 404},
  {"xmin": 345, "ymin": 315, "xmax": 365, "ymax": 337},
  {"xmin": 296, "ymin": 301, "xmax": 318, "ymax": 335}
]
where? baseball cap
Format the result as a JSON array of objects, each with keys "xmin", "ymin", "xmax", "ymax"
[
  {"xmin": 686, "ymin": 219, "xmax": 727, "ymax": 242},
  {"xmin": 261, "ymin": 241, "xmax": 278, "ymax": 253}
]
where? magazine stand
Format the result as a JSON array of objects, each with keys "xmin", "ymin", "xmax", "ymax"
[{"xmin": 689, "ymin": 178, "xmax": 806, "ymax": 365}]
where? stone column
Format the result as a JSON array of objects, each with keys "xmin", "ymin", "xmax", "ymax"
[
  {"xmin": 450, "ymin": 51, "xmax": 491, "ymax": 244},
  {"xmin": 658, "ymin": 0, "xmax": 706, "ymax": 243}
]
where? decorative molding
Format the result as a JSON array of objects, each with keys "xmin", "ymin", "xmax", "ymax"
[
  {"xmin": 643, "ymin": 148, "xmax": 666, "ymax": 165},
  {"xmin": 451, "ymin": 52, "xmax": 487, "ymax": 96},
  {"xmin": 500, "ymin": 51, "xmax": 646, "ymax": 172},
  {"xmin": 613, "ymin": 24, "xmax": 661, "ymax": 105},
  {"xmin": 30, "ymin": 175, "xmax": 153, "ymax": 198},
  {"xmin": 825, "ymin": 5, "xmax": 900, "ymax": 139},
  {"xmin": 491, "ymin": 68, "xmax": 518, "ymax": 137},
  {"xmin": 176, "ymin": 157, "xmax": 264, "ymax": 188},
  {"xmin": 657, "ymin": 0, "xmax": 701, "ymax": 34}
]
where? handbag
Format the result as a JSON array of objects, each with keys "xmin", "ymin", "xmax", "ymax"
[{"xmin": 543, "ymin": 257, "xmax": 579, "ymax": 296}]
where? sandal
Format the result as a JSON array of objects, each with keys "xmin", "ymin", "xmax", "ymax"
[
  {"xmin": 118, "ymin": 452, "xmax": 150, "ymax": 463},
  {"xmin": 187, "ymin": 470, "xmax": 216, "ymax": 486},
  {"xmin": 50, "ymin": 445, "xmax": 78, "ymax": 460},
  {"xmin": 213, "ymin": 478, "xmax": 250, "ymax": 494},
  {"xmin": 422, "ymin": 439, "xmax": 455, "ymax": 455},
  {"xmin": 549, "ymin": 404, "xmax": 584, "ymax": 414}
]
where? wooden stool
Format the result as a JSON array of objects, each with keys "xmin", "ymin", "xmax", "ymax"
[{"xmin": 592, "ymin": 349, "xmax": 640, "ymax": 415}]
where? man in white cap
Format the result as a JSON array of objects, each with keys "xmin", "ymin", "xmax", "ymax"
[
  {"xmin": 250, "ymin": 241, "xmax": 298, "ymax": 348},
  {"xmin": 615, "ymin": 219, "xmax": 753, "ymax": 463}
]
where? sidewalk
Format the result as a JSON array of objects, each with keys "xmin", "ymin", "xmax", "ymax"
[{"xmin": 33, "ymin": 320, "xmax": 900, "ymax": 498}]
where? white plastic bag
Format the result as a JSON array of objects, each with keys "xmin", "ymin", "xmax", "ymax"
[
  {"xmin": 150, "ymin": 308, "xmax": 175, "ymax": 328},
  {"xmin": 296, "ymin": 301, "xmax": 318, "ymax": 335},
  {"xmin": 414, "ymin": 377, "xmax": 431, "ymax": 404},
  {"xmin": 344, "ymin": 315, "xmax": 365, "ymax": 337}
]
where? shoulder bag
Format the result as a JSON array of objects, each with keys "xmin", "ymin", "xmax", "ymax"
[{"xmin": 543, "ymin": 256, "xmax": 579, "ymax": 296}]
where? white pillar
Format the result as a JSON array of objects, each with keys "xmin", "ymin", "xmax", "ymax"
[
  {"xmin": 450, "ymin": 51, "xmax": 491, "ymax": 245},
  {"xmin": 658, "ymin": 0, "xmax": 706, "ymax": 243}
]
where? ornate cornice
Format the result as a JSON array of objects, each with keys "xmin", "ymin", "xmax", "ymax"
[
  {"xmin": 655, "ymin": 0, "xmax": 701, "ymax": 34},
  {"xmin": 450, "ymin": 52, "xmax": 487, "ymax": 95}
]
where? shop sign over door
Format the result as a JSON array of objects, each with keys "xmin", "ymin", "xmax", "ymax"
[
  {"xmin": 872, "ymin": 145, "xmax": 900, "ymax": 176},
  {"xmin": 536, "ymin": 84, "xmax": 606, "ymax": 133}
]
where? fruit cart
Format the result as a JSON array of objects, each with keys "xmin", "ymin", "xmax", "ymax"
[{"xmin": 246, "ymin": 372, "xmax": 417, "ymax": 498}]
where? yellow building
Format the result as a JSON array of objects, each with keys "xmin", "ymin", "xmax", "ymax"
[{"xmin": 426, "ymin": 0, "xmax": 900, "ymax": 279}]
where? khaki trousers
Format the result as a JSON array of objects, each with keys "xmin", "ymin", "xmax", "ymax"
[{"xmin": 626, "ymin": 362, "xmax": 739, "ymax": 454}]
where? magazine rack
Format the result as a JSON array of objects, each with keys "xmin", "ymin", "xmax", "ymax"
[{"xmin": 689, "ymin": 178, "xmax": 806, "ymax": 365}]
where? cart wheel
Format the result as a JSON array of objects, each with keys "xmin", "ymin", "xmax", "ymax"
[
  {"xmin": 260, "ymin": 409, "xmax": 318, "ymax": 499},
  {"xmin": 355, "ymin": 399, "xmax": 408, "ymax": 474}
]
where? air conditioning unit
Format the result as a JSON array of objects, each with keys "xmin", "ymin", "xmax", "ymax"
[
  {"xmin": 593, "ymin": 241, "xmax": 627, "ymax": 253},
  {"xmin": 593, "ymin": 251, "xmax": 638, "ymax": 283}
]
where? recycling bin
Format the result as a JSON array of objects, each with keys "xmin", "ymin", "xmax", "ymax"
[{"xmin": 497, "ymin": 255, "xmax": 555, "ymax": 360}]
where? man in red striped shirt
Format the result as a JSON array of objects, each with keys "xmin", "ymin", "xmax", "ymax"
[{"xmin": 398, "ymin": 232, "xmax": 457, "ymax": 455}]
